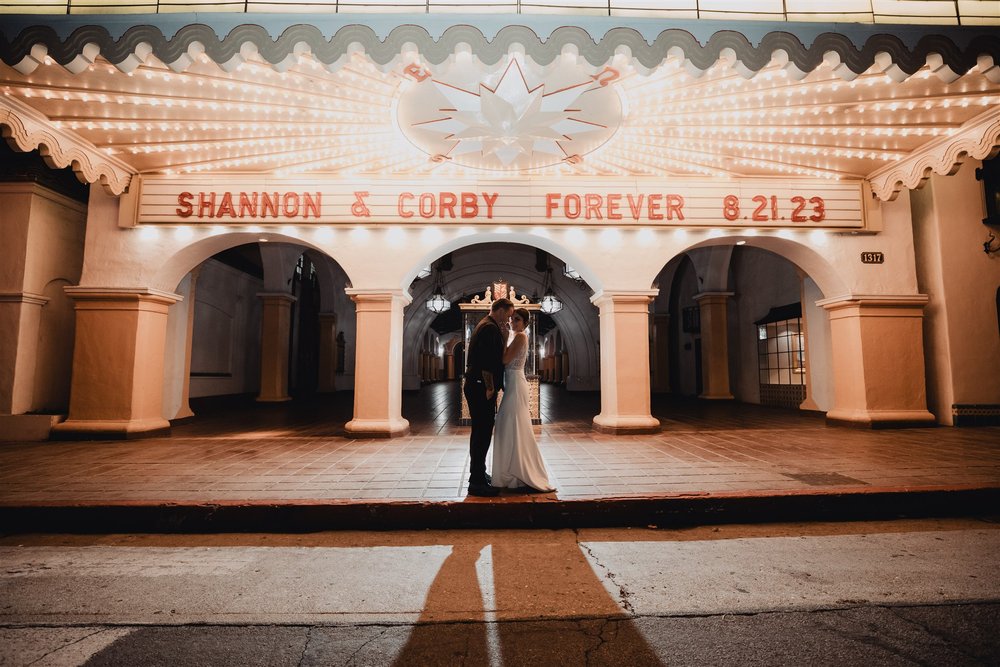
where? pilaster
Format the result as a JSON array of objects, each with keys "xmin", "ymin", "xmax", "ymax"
[
  {"xmin": 52, "ymin": 287, "xmax": 181, "ymax": 439},
  {"xmin": 257, "ymin": 292, "xmax": 296, "ymax": 402},
  {"xmin": 650, "ymin": 313, "xmax": 670, "ymax": 393},
  {"xmin": 694, "ymin": 291, "xmax": 734, "ymax": 400},
  {"xmin": 0, "ymin": 292, "xmax": 48, "ymax": 416},
  {"xmin": 819, "ymin": 294, "xmax": 936, "ymax": 428},
  {"xmin": 317, "ymin": 311, "xmax": 338, "ymax": 393}
]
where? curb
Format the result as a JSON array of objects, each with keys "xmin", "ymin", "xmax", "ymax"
[{"xmin": 1, "ymin": 487, "xmax": 997, "ymax": 533}]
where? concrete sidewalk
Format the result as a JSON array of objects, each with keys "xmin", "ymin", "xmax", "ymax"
[{"xmin": 1, "ymin": 386, "xmax": 998, "ymax": 531}]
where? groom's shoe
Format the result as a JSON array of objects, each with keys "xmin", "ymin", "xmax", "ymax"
[{"xmin": 467, "ymin": 482, "xmax": 500, "ymax": 497}]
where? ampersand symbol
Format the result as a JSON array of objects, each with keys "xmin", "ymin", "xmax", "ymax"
[
  {"xmin": 403, "ymin": 63, "xmax": 431, "ymax": 82},
  {"xmin": 352, "ymin": 191, "xmax": 371, "ymax": 217}
]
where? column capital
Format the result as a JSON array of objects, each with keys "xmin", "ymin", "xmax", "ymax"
[
  {"xmin": 64, "ymin": 287, "xmax": 182, "ymax": 308},
  {"xmin": 0, "ymin": 291, "xmax": 48, "ymax": 306},
  {"xmin": 256, "ymin": 291, "xmax": 297, "ymax": 304},
  {"xmin": 590, "ymin": 289, "xmax": 658, "ymax": 308},
  {"xmin": 345, "ymin": 288, "xmax": 413, "ymax": 307},
  {"xmin": 693, "ymin": 291, "xmax": 735, "ymax": 302},
  {"xmin": 817, "ymin": 294, "xmax": 930, "ymax": 312}
]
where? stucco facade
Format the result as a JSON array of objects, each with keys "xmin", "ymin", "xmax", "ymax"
[{"xmin": 0, "ymin": 11, "xmax": 998, "ymax": 439}]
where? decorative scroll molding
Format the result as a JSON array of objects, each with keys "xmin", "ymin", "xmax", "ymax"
[
  {"xmin": 867, "ymin": 107, "xmax": 1000, "ymax": 202},
  {"xmin": 0, "ymin": 96, "xmax": 136, "ymax": 195},
  {"xmin": 1, "ymin": 21, "xmax": 998, "ymax": 82}
]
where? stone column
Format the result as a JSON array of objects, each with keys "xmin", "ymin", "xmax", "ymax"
[
  {"xmin": 317, "ymin": 312, "xmax": 338, "ymax": 393},
  {"xmin": 819, "ymin": 295, "xmax": 936, "ymax": 427},
  {"xmin": 694, "ymin": 291, "xmax": 735, "ymax": 400},
  {"xmin": 257, "ymin": 292, "xmax": 296, "ymax": 402},
  {"xmin": 345, "ymin": 289, "xmax": 410, "ymax": 437},
  {"xmin": 592, "ymin": 290, "xmax": 660, "ymax": 434},
  {"xmin": 650, "ymin": 313, "xmax": 671, "ymax": 393},
  {"xmin": 0, "ymin": 292, "xmax": 65, "ymax": 440},
  {"xmin": 52, "ymin": 287, "xmax": 181, "ymax": 439}
]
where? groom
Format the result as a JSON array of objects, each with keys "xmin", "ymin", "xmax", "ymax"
[{"xmin": 464, "ymin": 297, "xmax": 514, "ymax": 497}]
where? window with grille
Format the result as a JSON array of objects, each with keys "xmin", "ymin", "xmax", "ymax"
[
  {"xmin": 757, "ymin": 318, "xmax": 805, "ymax": 385},
  {"xmin": 755, "ymin": 303, "xmax": 805, "ymax": 408}
]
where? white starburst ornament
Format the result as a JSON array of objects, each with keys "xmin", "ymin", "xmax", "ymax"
[{"xmin": 397, "ymin": 57, "xmax": 623, "ymax": 171}]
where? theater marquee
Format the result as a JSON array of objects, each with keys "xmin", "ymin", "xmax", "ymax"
[{"xmin": 124, "ymin": 176, "xmax": 869, "ymax": 229}]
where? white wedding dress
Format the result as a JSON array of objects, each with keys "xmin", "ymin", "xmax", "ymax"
[{"xmin": 491, "ymin": 332, "xmax": 555, "ymax": 492}]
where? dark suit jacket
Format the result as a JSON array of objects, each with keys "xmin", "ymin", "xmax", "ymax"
[{"xmin": 465, "ymin": 315, "xmax": 505, "ymax": 392}]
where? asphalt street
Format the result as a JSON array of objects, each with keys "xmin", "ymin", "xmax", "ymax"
[{"xmin": 1, "ymin": 519, "xmax": 997, "ymax": 666}]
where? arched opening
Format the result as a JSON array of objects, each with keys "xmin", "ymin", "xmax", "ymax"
[
  {"xmin": 401, "ymin": 242, "xmax": 600, "ymax": 427},
  {"xmin": 160, "ymin": 237, "xmax": 354, "ymax": 423},
  {"xmin": 651, "ymin": 238, "xmax": 839, "ymax": 418}
]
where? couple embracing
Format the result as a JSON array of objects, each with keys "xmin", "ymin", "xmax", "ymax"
[{"xmin": 464, "ymin": 298, "xmax": 555, "ymax": 497}]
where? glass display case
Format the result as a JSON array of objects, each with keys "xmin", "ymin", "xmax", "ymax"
[{"xmin": 460, "ymin": 280, "xmax": 541, "ymax": 425}]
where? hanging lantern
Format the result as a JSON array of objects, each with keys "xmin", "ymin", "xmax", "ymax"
[
  {"xmin": 425, "ymin": 269, "xmax": 451, "ymax": 313},
  {"xmin": 538, "ymin": 268, "xmax": 563, "ymax": 314},
  {"xmin": 539, "ymin": 291, "xmax": 563, "ymax": 314},
  {"xmin": 425, "ymin": 285, "xmax": 451, "ymax": 313}
]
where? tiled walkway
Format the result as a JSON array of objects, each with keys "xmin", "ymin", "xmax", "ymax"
[{"xmin": 0, "ymin": 384, "xmax": 997, "ymax": 504}]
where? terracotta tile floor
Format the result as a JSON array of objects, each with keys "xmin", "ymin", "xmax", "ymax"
[{"xmin": 0, "ymin": 384, "xmax": 997, "ymax": 503}]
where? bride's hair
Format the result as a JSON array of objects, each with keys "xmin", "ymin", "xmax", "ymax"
[{"xmin": 514, "ymin": 308, "xmax": 530, "ymax": 325}]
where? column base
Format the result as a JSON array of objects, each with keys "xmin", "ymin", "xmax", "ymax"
[
  {"xmin": 345, "ymin": 417, "xmax": 410, "ymax": 438},
  {"xmin": 0, "ymin": 414, "xmax": 64, "ymax": 441},
  {"xmin": 825, "ymin": 408, "xmax": 937, "ymax": 429},
  {"xmin": 593, "ymin": 414, "xmax": 661, "ymax": 435},
  {"xmin": 51, "ymin": 417, "xmax": 171, "ymax": 440},
  {"xmin": 256, "ymin": 395, "xmax": 293, "ymax": 403}
]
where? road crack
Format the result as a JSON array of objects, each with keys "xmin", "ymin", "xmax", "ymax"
[
  {"xmin": 25, "ymin": 626, "xmax": 120, "ymax": 666},
  {"xmin": 344, "ymin": 625, "xmax": 389, "ymax": 667},
  {"xmin": 574, "ymin": 529, "xmax": 636, "ymax": 615},
  {"xmin": 296, "ymin": 625, "xmax": 314, "ymax": 667},
  {"xmin": 884, "ymin": 605, "xmax": 986, "ymax": 665}
]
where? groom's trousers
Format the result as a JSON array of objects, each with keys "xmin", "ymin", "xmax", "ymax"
[{"xmin": 464, "ymin": 379, "xmax": 497, "ymax": 484}]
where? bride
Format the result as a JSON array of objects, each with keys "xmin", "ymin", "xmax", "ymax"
[{"xmin": 491, "ymin": 308, "xmax": 556, "ymax": 492}]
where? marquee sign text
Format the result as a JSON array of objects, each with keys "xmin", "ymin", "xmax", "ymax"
[{"xmin": 131, "ymin": 177, "xmax": 867, "ymax": 229}]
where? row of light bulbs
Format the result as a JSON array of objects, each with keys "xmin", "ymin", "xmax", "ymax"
[
  {"xmin": 8, "ymin": 47, "xmax": 997, "ymax": 179},
  {"xmin": 627, "ymin": 57, "xmax": 989, "ymax": 99}
]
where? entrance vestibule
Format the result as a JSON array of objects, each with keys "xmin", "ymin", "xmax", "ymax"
[
  {"xmin": 653, "ymin": 245, "xmax": 832, "ymax": 414},
  {"xmin": 401, "ymin": 242, "xmax": 600, "ymax": 427},
  {"xmin": 161, "ymin": 242, "xmax": 355, "ymax": 425}
]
